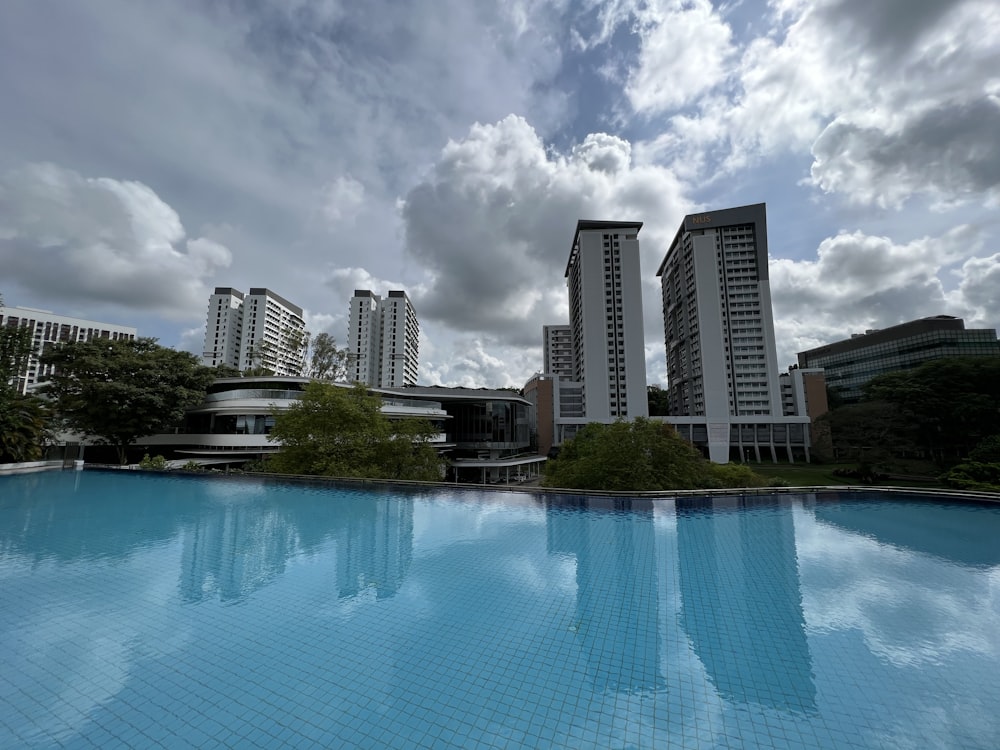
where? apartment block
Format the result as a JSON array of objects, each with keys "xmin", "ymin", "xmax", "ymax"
[
  {"xmin": 657, "ymin": 203, "xmax": 782, "ymax": 418},
  {"xmin": 565, "ymin": 220, "xmax": 648, "ymax": 420},
  {"xmin": 0, "ymin": 305, "xmax": 136, "ymax": 394},
  {"xmin": 656, "ymin": 204, "xmax": 811, "ymax": 462},
  {"xmin": 202, "ymin": 287, "xmax": 306, "ymax": 376},
  {"xmin": 542, "ymin": 324, "xmax": 574, "ymax": 379},
  {"xmin": 347, "ymin": 289, "xmax": 419, "ymax": 388}
]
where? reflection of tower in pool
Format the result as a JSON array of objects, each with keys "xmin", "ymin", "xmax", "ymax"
[
  {"xmin": 335, "ymin": 498, "xmax": 414, "ymax": 600},
  {"xmin": 546, "ymin": 496, "xmax": 665, "ymax": 693},
  {"xmin": 676, "ymin": 495, "xmax": 817, "ymax": 714},
  {"xmin": 180, "ymin": 502, "xmax": 298, "ymax": 603}
]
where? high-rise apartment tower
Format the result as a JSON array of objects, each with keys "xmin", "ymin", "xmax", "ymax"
[
  {"xmin": 347, "ymin": 290, "xmax": 419, "ymax": 388},
  {"xmin": 657, "ymin": 203, "xmax": 782, "ymax": 419},
  {"xmin": 565, "ymin": 220, "xmax": 648, "ymax": 420},
  {"xmin": 202, "ymin": 287, "xmax": 306, "ymax": 376}
]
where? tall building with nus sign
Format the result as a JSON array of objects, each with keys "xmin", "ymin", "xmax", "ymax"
[
  {"xmin": 657, "ymin": 203, "xmax": 811, "ymax": 462},
  {"xmin": 347, "ymin": 289, "xmax": 419, "ymax": 388}
]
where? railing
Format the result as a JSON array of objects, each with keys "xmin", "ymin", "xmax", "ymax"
[{"xmin": 203, "ymin": 389, "xmax": 304, "ymax": 402}]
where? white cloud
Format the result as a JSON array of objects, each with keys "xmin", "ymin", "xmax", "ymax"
[
  {"xmin": 320, "ymin": 176, "xmax": 366, "ymax": 224},
  {"xmin": 625, "ymin": 0, "xmax": 736, "ymax": 114},
  {"xmin": 769, "ymin": 224, "xmax": 994, "ymax": 364},
  {"xmin": 401, "ymin": 115, "xmax": 691, "ymax": 352},
  {"xmin": 809, "ymin": 98, "xmax": 1000, "ymax": 208},
  {"xmin": 0, "ymin": 163, "xmax": 231, "ymax": 321},
  {"xmin": 633, "ymin": 0, "xmax": 1000, "ymax": 209}
]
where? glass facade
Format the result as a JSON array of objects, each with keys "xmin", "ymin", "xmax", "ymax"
[
  {"xmin": 799, "ymin": 323, "xmax": 1000, "ymax": 403},
  {"xmin": 447, "ymin": 400, "xmax": 531, "ymax": 454}
]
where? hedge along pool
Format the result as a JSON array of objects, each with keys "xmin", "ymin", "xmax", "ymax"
[{"xmin": 1, "ymin": 470, "xmax": 999, "ymax": 749}]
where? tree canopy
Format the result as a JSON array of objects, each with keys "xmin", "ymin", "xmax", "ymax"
[
  {"xmin": 307, "ymin": 332, "xmax": 349, "ymax": 381},
  {"xmin": 542, "ymin": 418, "xmax": 768, "ymax": 491},
  {"xmin": 39, "ymin": 337, "xmax": 217, "ymax": 463},
  {"xmin": 267, "ymin": 381, "xmax": 445, "ymax": 480},
  {"xmin": 647, "ymin": 385, "xmax": 670, "ymax": 416},
  {"xmin": 0, "ymin": 299, "xmax": 50, "ymax": 463},
  {"xmin": 860, "ymin": 357, "xmax": 1000, "ymax": 461}
]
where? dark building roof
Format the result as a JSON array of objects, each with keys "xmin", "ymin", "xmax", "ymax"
[
  {"xmin": 797, "ymin": 316, "xmax": 971, "ymax": 362},
  {"xmin": 565, "ymin": 219, "xmax": 643, "ymax": 278}
]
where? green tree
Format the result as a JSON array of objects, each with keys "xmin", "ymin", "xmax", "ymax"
[
  {"xmin": 267, "ymin": 381, "xmax": 444, "ymax": 480},
  {"xmin": 212, "ymin": 363, "xmax": 242, "ymax": 378},
  {"xmin": 0, "ymin": 319, "xmax": 35, "ymax": 390},
  {"xmin": 0, "ymin": 297, "xmax": 50, "ymax": 462},
  {"xmin": 0, "ymin": 388, "xmax": 50, "ymax": 462},
  {"xmin": 816, "ymin": 400, "xmax": 917, "ymax": 466},
  {"xmin": 647, "ymin": 385, "xmax": 670, "ymax": 416},
  {"xmin": 39, "ymin": 337, "xmax": 218, "ymax": 464},
  {"xmin": 968, "ymin": 434, "xmax": 1000, "ymax": 463},
  {"xmin": 863, "ymin": 357, "xmax": 1000, "ymax": 462},
  {"xmin": 307, "ymin": 332, "xmax": 349, "ymax": 381},
  {"xmin": 542, "ymin": 418, "xmax": 749, "ymax": 491}
]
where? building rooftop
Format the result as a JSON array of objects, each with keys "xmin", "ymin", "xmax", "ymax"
[{"xmin": 565, "ymin": 219, "xmax": 643, "ymax": 277}]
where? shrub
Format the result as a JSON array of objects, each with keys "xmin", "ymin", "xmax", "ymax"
[
  {"xmin": 940, "ymin": 461, "xmax": 1000, "ymax": 492},
  {"xmin": 707, "ymin": 462, "xmax": 770, "ymax": 489},
  {"xmin": 139, "ymin": 453, "xmax": 168, "ymax": 470}
]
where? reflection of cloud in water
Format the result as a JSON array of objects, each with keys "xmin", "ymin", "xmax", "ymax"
[
  {"xmin": 796, "ymin": 507, "xmax": 1000, "ymax": 668},
  {"xmin": 1, "ymin": 546, "xmax": 190, "ymax": 745},
  {"xmin": 412, "ymin": 492, "xmax": 545, "ymax": 552}
]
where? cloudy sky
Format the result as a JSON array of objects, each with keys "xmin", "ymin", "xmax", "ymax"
[{"xmin": 2, "ymin": 0, "xmax": 998, "ymax": 387}]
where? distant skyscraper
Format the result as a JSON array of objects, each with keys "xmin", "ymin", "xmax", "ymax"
[
  {"xmin": 347, "ymin": 289, "xmax": 419, "ymax": 388},
  {"xmin": 202, "ymin": 287, "xmax": 306, "ymax": 376},
  {"xmin": 0, "ymin": 305, "xmax": 136, "ymax": 394},
  {"xmin": 565, "ymin": 220, "xmax": 649, "ymax": 420},
  {"xmin": 542, "ymin": 324, "xmax": 574, "ymax": 379},
  {"xmin": 657, "ymin": 203, "xmax": 782, "ymax": 418}
]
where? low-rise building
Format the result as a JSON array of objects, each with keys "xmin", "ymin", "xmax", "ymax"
[
  {"xmin": 136, "ymin": 378, "xmax": 542, "ymax": 482},
  {"xmin": 797, "ymin": 315, "xmax": 1000, "ymax": 404},
  {"xmin": 0, "ymin": 305, "xmax": 136, "ymax": 394}
]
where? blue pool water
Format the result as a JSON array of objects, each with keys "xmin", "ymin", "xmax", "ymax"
[{"xmin": 2, "ymin": 472, "xmax": 1000, "ymax": 749}]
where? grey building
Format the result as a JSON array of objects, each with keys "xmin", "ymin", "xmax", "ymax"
[{"xmin": 797, "ymin": 315, "xmax": 1000, "ymax": 404}]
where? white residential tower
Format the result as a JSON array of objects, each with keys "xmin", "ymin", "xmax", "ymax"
[
  {"xmin": 565, "ymin": 220, "xmax": 648, "ymax": 420},
  {"xmin": 347, "ymin": 289, "xmax": 419, "ymax": 388},
  {"xmin": 202, "ymin": 287, "xmax": 306, "ymax": 376}
]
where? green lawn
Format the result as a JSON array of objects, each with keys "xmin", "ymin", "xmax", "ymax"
[{"xmin": 748, "ymin": 461, "xmax": 946, "ymax": 489}]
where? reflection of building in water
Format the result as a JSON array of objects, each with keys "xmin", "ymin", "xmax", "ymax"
[
  {"xmin": 334, "ymin": 498, "xmax": 414, "ymax": 599},
  {"xmin": 815, "ymin": 498, "xmax": 1000, "ymax": 569},
  {"xmin": 676, "ymin": 495, "xmax": 816, "ymax": 713},
  {"xmin": 546, "ymin": 496, "xmax": 665, "ymax": 693},
  {"xmin": 181, "ymin": 503, "xmax": 298, "ymax": 603},
  {"xmin": 180, "ymin": 496, "xmax": 414, "ymax": 603}
]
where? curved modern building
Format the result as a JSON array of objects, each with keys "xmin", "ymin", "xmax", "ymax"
[{"xmin": 136, "ymin": 377, "xmax": 541, "ymax": 482}]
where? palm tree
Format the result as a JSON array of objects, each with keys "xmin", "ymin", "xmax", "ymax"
[{"xmin": 0, "ymin": 390, "xmax": 50, "ymax": 463}]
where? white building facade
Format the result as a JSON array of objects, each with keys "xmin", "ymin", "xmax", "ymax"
[
  {"xmin": 347, "ymin": 289, "xmax": 419, "ymax": 388},
  {"xmin": 0, "ymin": 305, "xmax": 137, "ymax": 394},
  {"xmin": 542, "ymin": 324, "xmax": 574, "ymax": 379},
  {"xmin": 658, "ymin": 203, "xmax": 783, "ymax": 419},
  {"xmin": 565, "ymin": 220, "xmax": 649, "ymax": 421},
  {"xmin": 201, "ymin": 287, "xmax": 306, "ymax": 377},
  {"xmin": 656, "ymin": 204, "xmax": 810, "ymax": 462}
]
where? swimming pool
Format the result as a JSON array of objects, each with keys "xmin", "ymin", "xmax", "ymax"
[{"xmin": 1, "ymin": 471, "xmax": 999, "ymax": 749}]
